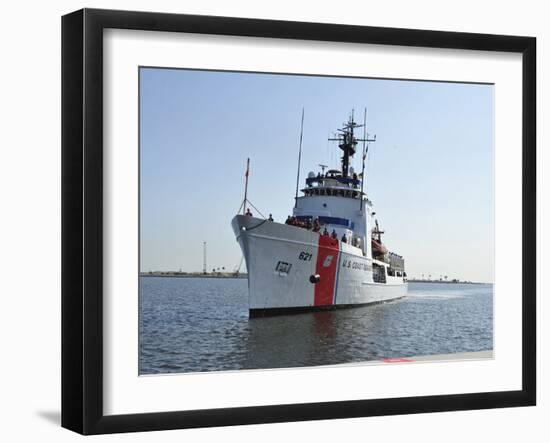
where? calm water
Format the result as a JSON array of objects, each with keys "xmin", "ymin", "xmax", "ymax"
[{"xmin": 139, "ymin": 277, "xmax": 493, "ymax": 374}]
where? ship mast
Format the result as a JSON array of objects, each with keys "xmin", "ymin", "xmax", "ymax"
[
  {"xmin": 328, "ymin": 110, "xmax": 375, "ymax": 178},
  {"xmin": 360, "ymin": 108, "xmax": 376, "ymax": 210},
  {"xmin": 294, "ymin": 108, "xmax": 305, "ymax": 208}
]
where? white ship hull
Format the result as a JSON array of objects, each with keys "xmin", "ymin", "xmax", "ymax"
[{"xmin": 232, "ymin": 215, "xmax": 407, "ymax": 316}]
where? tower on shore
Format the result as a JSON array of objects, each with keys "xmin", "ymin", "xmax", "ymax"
[{"xmin": 203, "ymin": 242, "xmax": 207, "ymax": 275}]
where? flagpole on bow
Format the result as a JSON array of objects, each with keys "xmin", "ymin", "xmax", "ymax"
[{"xmin": 243, "ymin": 158, "xmax": 250, "ymax": 215}]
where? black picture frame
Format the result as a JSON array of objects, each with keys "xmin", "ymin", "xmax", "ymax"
[{"xmin": 62, "ymin": 8, "xmax": 536, "ymax": 435}]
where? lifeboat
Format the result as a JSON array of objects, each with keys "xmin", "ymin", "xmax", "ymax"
[{"xmin": 371, "ymin": 239, "xmax": 387, "ymax": 254}]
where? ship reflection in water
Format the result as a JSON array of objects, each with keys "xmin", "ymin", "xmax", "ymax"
[{"xmin": 139, "ymin": 276, "xmax": 493, "ymax": 374}]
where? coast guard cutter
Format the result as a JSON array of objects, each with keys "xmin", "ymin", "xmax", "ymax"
[{"xmin": 232, "ymin": 112, "xmax": 407, "ymax": 317}]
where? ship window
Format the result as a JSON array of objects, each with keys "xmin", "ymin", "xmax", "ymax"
[{"xmin": 373, "ymin": 263, "xmax": 387, "ymax": 283}]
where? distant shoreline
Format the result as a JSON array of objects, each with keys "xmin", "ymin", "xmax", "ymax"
[
  {"xmin": 407, "ymin": 279, "xmax": 488, "ymax": 285},
  {"xmin": 140, "ymin": 273, "xmax": 246, "ymax": 279}
]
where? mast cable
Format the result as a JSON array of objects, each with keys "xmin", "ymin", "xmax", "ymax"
[{"xmin": 246, "ymin": 200, "xmax": 267, "ymax": 219}]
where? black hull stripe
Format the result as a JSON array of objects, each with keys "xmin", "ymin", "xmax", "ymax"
[{"xmin": 249, "ymin": 296, "xmax": 405, "ymax": 318}]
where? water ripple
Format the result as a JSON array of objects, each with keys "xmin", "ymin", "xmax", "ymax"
[{"xmin": 139, "ymin": 278, "xmax": 493, "ymax": 374}]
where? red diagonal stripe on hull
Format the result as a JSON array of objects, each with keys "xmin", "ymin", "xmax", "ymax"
[{"xmin": 314, "ymin": 236, "xmax": 340, "ymax": 306}]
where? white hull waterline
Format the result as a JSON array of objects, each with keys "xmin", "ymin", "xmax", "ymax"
[{"xmin": 232, "ymin": 112, "xmax": 407, "ymax": 316}]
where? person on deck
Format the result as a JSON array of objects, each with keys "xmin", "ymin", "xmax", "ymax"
[
  {"xmin": 268, "ymin": 214, "xmax": 274, "ymax": 222},
  {"xmin": 285, "ymin": 215, "xmax": 292, "ymax": 224},
  {"xmin": 245, "ymin": 208, "xmax": 253, "ymax": 217},
  {"xmin": 331, "ymin": 229, "xmax": 338, "ymax": 240},
  {"xmin": 323, "ymin": 227, "xmax": 329, "ymax": 236},
  {"xmin": 341, "ymin": 233, "xmax": 348, "ymax": 243},
  {"xmin": 312, "ymin": 218, "xmax": 321, "ymax": 232}
]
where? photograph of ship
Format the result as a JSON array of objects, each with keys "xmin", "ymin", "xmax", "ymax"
[{"xmin": 139, "ymin": 68, "xmax": 494, "ymax": 375}]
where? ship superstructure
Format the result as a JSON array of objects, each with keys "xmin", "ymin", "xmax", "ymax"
[{"xmin": 232, "ymin": 112, "xmax": 407, "ymax": 317}]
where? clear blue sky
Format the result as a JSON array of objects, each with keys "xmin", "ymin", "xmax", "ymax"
[{"xmin": 140, "ymin": 67, "xmax": 494, "ymax": 282}]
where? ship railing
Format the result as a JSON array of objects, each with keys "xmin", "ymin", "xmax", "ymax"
[
  {"xmin": 302, "ymin": 187, "xmax": 362, "ymax": 199},
  {"xmin": 306, "ymin": 176, "xmax": 361, "ymax": 188}
]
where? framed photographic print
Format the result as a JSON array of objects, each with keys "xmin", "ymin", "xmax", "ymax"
[{"xmin": 61, "ymin": 8, "xmax": 536, "ymax": 435}]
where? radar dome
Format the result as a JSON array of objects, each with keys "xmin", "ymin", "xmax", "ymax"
[{"xmin": 308, "ymin": 171, "xmax": 315, "ymax": 178}]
